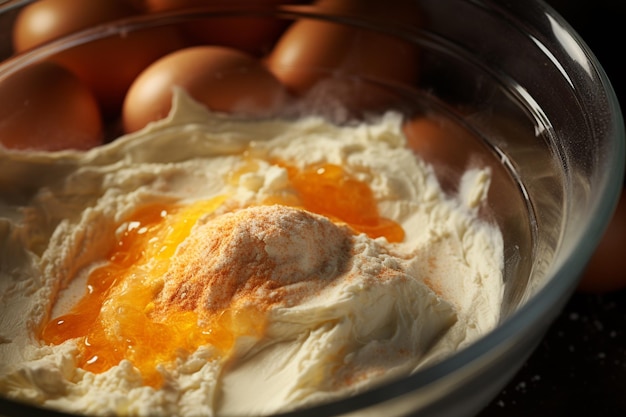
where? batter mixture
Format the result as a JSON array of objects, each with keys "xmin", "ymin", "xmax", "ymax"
[{"xmin": 0, "ymin": 89, "xmax": 504, "ymax": 416}]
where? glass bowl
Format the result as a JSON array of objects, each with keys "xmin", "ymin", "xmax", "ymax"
[{"xmin": 0, "ymin": 0, "xmax": 623, "ymax": 416}]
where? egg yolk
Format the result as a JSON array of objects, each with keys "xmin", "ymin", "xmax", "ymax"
[
  {"xmin": 283, "ymin": 163, "xmax": 404, "ymax": 243},
  {"xmin": 41, "ymin": 196, "xmax": 265, "ymax": 387},
  {"xmin": 40, "ymin": 163, "xmax": 404, "ymax": 387}
]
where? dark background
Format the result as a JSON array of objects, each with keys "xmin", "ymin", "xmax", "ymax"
[{"xmin": 480, "ymin": 1, "xmax": 626, "ymax": 415}]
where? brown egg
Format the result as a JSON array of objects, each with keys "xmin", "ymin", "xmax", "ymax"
[
  {"xmin": 402, "ymin": 114, "xmax": 525, "ymax": 226},
  {"xmin": 143, "ymin": 0, "xmax": 294, "ymax": 13},
  {"xmin": 12, "ymin": 0, "xmax": 137, "ymax": 52},
  {"xmin": 143, "ymin": 0, "xmax": 291, "ymax": 55},
  {"xmin": 122, "ymin": 46, "xmax": 288, "ymax": 133},
  {"xmin": 578, "ymin": 189, "xmax": 626, "ymax": 293},
  {"xmin": 266, "ymin": 0, "xmax": 420, "ymax": 95},
  {"xmin": 51, "ymin": 26, "xmax": 186, "ymax": 116},
  {"xmin": 402, "ymin": 115, "xmax": 484, "ymax": 191},
  {"xmin": 0, "ymin": 62, "xmax": 103, "ymax": 151},
  {"xmin": 12, "ymin": 0, "xmax": 184, "ymax": 115}
]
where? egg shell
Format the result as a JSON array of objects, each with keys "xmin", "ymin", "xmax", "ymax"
[
  {"xmin": 143, "ymin": 0, "xmax": 292, "ymax": 55},
  {"xmin": 180, "ymin": 16, "xmax": 288, "ymax": 56},
  {"xmin": 11, "ymin": 0, "xmax": 184, "ymax": 116},
  {"xmin": 50, "ymin": 25, "xmax": 186, "ymax": 116},
  {"xmin": 12, "ymin": 0, "xmax": 138, "ymax": 53},
  {"xmin": 122, "ymin": 46, "xmax": 289, "ymax": 133},
  {"xmin": 312, "ymin": 0, "xmax": 421, "ymax": 26},
  {"xmin": 402, "ymin": 115, "xmax": 484, "ymax": 191},
  {"xmin": 0, "ymin": 62, "xmax": 103, "ymax": 151},
  {"xmin": 266, "ymin": 0, "xmax": 420, "ymax": 94},
  {"xmin": 578, "ymin": 189, "xmax": 626, "ymax": 293},
  {"xmin": 143, "ymin": 0, "xmax": 299, "ymax": 12}
]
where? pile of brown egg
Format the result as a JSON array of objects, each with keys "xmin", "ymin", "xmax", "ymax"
[{"xmin": 0, "ymin": 0, "xmax": 421, "ymax": 151}]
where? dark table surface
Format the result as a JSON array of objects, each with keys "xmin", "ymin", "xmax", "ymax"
[
  {"xmin": 479, "ymin": 1, "xmax": 626, "ymax": 416},
  {"xmin": 479, "ymin": 289, "xmax": 626, "ymax": 416}
]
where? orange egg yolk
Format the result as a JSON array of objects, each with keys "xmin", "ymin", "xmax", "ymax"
[
  {"xmin": 40, "ymin": 196, "xmax": 266, "ymax": 387},
  {"xmin": 282, "ymin": 163, "xmax": 404, "ymax": 243},
  {"xmin": 40, "ymin": 163, "xmax": 404, "ymax": 387}
]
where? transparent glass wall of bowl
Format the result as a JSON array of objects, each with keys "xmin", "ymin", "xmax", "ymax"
[{"xmin": 416, "ymin": 0, "xmax": 624, "ymax": 301}]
